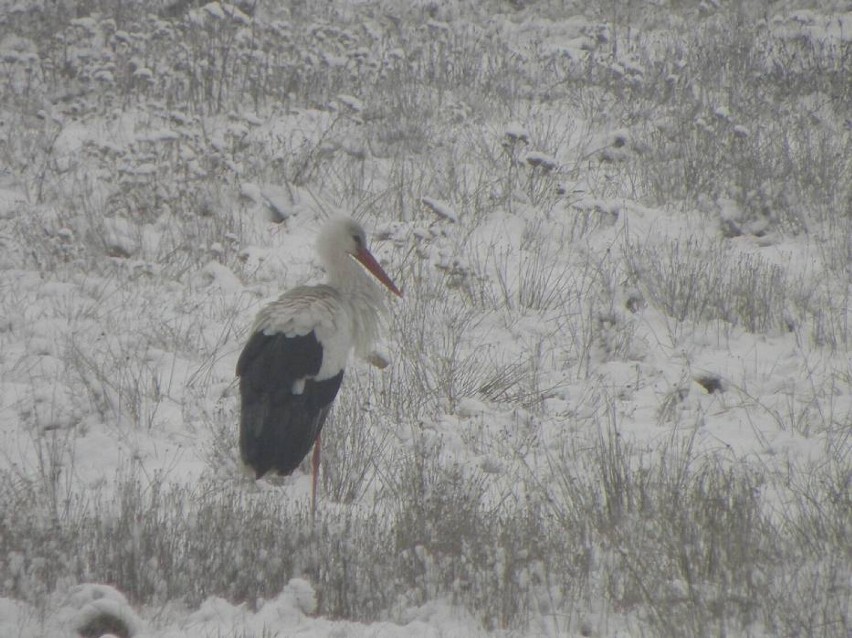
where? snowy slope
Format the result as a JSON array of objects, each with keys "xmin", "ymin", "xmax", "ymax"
[{"xmin": 0, "ymin": 2, "xmax": 850, "ymax": 637}]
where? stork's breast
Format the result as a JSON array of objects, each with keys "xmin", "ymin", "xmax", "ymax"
[{"xmin": 314, "ymin": 320, "xmax": 353, "ymax": 380}]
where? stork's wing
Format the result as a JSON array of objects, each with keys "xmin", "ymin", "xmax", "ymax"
[
  {"xmin": 251, "ymin": 284, "xmax": 344, "ymax": 338},
  {"xmin": 237, "ymin": 331, "xmax": 343, "ymax": 478},
  {"xmin": 236, "ymin": 286, "xmax": 348, "ymax": 479}
]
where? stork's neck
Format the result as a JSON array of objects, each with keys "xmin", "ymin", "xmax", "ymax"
[
  {"xmin": 323, "ymin": 251, "xmax": 385, "ymax": 356},
  {"xmin": 322, "ymin": 251, "xmax": 371, "ymax": 297}
]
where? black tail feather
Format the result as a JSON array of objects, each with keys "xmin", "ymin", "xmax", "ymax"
[{"xmin": 239, "ymin": 373, "xmax": 342, "ymax": 478}]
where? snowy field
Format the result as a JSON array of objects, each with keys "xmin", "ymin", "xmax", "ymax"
[{"xmin": 0, "ymin": 1, "xmax": 850, "ymax": 636}]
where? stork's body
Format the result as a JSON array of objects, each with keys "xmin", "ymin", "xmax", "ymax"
[{"xmin": 237, "ymin": 217, "xmax": 401, "ymax": 509}]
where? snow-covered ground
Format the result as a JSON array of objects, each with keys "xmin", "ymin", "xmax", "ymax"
[{"xmin": 0, "ymin": 1, "xmax": 850, "ymax": 637}]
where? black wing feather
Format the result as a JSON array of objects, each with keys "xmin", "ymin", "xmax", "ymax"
[{"xmin": 237, "ymin": 331, "xmax": 344, "ymax": 478}]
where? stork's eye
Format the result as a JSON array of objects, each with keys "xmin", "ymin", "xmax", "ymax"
[{"xmin": 352, "ymin": 234, "xmax": 364, "ymax": 247}]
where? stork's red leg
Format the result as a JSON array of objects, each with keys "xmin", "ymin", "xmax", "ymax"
[{"xmin": 311, "ymin": 433, "xmax": 321, "ymax": 516}]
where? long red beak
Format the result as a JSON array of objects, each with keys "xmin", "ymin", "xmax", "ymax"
[{"xmin": 355, "ymin": 248, "xmax": 403, "ymax": 297}]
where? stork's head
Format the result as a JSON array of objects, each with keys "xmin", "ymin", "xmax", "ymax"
[{"xmin": 317, "ymin": 216, "xmax": 402, "ymax": 297}]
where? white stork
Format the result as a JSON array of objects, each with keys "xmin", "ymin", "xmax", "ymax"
[{"xmin": 236, "ymin": 216, "xmax": 402, "ymax": 510}]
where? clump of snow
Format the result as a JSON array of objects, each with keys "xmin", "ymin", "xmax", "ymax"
[
  {"xmin": 504, "ymin": 122, "xmax": 529, "ymax": 144},
  {"xmin": 335, "ymin": 94, "xmax": 364, "ymax": 113},
  {"xmin": 199, "ymin": 261, "xmax": 242, "ymax": 292},
  {"xmin": 421, "ymin": 197, "xmax": 458, "ymax": 223},
  {"xmin": 59, "ymin": 584, "xmax": 144, "ymax": 638},
  {"xmin": 283, "ymin": 577, "xmax": 317, "ymax": 614},
  {"xmin": 102, "ymin": 217, "xmax": 140, "ymax": 257},
  {"xmin": 733, "ymin": 124, "xmax": 750, "ymax": 138},
  {"xmin": 525, "ymin": 151, "xmax": 558, "ymax": 171},
  {"xmin": 241, "ymin": 182, "xmax": 310, "ymax": 223}
]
